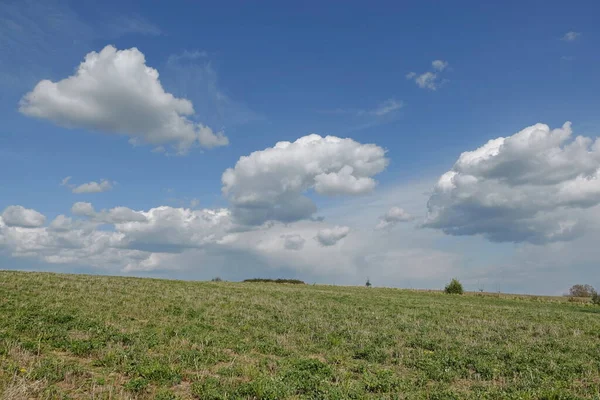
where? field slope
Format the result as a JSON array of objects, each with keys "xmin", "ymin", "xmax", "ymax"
[{"xmin": 1, "ymin": 271, "xmax": 599, "ymax": 399}]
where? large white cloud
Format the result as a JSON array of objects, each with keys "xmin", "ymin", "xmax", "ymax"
[
  {"xmin": 424, "ymin": 122, "xmax": 600, "ymax": 243},
  {"xmin": 1, "ymin": 206, "xmax": 46, "ymax": 228},
  {"xmin": 222, "ymin": 134, "xmax": 388, "ymax": 225},
  {"xmin": 19, "ymin": 45, "xmax": 228, "ymax": 154}
]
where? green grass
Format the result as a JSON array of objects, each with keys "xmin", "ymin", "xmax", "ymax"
[{"xmin": 1, "ymin": 271, "xmax": 599, "ymax": 399}]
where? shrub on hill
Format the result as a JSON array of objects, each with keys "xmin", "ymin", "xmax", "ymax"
[
  {"xmin": 567, "ymin": 284, "xmax": 596, "ymax": 298},
  {"xmin": 444, "ymin": 278, "xmax": 464, "ymax": 295},
  {"xmin": 243, "ymin": 278, "xmax": 305, "ymax": 284}
]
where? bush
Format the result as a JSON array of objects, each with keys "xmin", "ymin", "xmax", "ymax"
[
  {"xmin": 568, "ymin": 284, "xmax": 596, "ymax": 298},
  {"xmin": 243, "ymin": 278, "xmax": 305, "ymax": 284},
  {"xmin": 592, "ymin": 292, "xmax": 600, "ymax": 305},
  {"xmin": 444, "ymin": 278, "xmax": 463, "ymax": 295},
  {"xmin": 211, "ymin": 277, "xmax": 223, "ymax": 282}
]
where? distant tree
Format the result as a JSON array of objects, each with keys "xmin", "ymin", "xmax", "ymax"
[
  {"xmin": 211, "ymin": 277, "xmax": 223, "ymax": 282},
  {"xmin": 243, "ymin": 278, "xmax": 305, "ymax": 284},
  {"xmin": 568, "ymin": 284, "xmax": 596, "ymax": 298},
  {"xmin": 365, "ymin": 278, "xmax": 372, "ymax": 288},
  {"xmin": 444, "ymin": 278, "xmax": 463, "ymax": 295}
]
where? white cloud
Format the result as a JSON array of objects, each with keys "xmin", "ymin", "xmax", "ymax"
[
  {"xmin": 124, "ymin": 253, "xmax": 176, "ymax": 272},
  {"xmin": 72, "ymin": 179, "xmax": 114, "ymax": 194},
  {"xmin": 424, "ymin": 122, "xmax": 600, "ymax": 243},
  {"xmin": 431, "ymin": 60, "xmax": 448, "ymax": 71},
  {"xmin": 0, "ymin": 203, "xmax": 231, "ymax": 271},
  {"xmin": 71, "ymin": 202, "xmax": 96, "ymax": 217},
  {"xmin": 406, "ymin": 60, "xmax": 449, "ymax": 90},
  {"xmin": 1, "ymin": 206, "xmax": 46, "ymax": 228},
  {"xmin": 62, "ymin": 177, "xmax": 114, "ymax": 193},
  {"xmin": 315, "ymin": 226, "xmax": 350, "ymax": 246},
  {"xmin": 222, "ymin": 134, "xmax": 388, "ymax": 225},
  {"xmin": 376, "ymin": 206, "xmax": 414, "ymax": 230},
  {"xmin": 282, "ymin": 234, "xmax": 305, "ymax": 250},
  {"xmin": 19, "ymin": 45, "xmax": 228, "ymax": 154},
  {"xmin": 3, "ymin": 173, "xmax": 597, "ymax": 294},
  {"xmin": 561, "ymin": 31, "xmax": 581, "ymax": 41},
  {"xmin": 115, "ymin": 206, "xmax": 231, "ymax": 252}
]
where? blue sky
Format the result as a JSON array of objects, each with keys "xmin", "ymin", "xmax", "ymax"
[{"xmin": 1, "ymin": 0, "xmax": 599, "ymax": 294}]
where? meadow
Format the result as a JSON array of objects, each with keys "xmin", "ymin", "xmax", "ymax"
[{"xmin": 1, "ymin": 271, "xmax": 599, "ymax": 399}]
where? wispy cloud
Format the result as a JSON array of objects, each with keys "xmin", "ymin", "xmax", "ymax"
[
  {"xmin": 321, "ymin": 98, "xmax": 403, "ymax": 117},
  {"xmin": 561, "ymin": 31, "xmax": 581, "ymax": 42},
  {"xmin": 406, "ymin": 60, "xmax": 449, "ymax": 90},
  {"xmin": 363, "ymin": 99, "xmax": 404, "ymax": 116},
  {"xmin": 164, "ymin": 50, "xmax": 263, "ymax": 129},
  {"xmin": 0, "ymin": 1, "xmax": 162, "ymax": 99},
  {"xmin": 106, "ymin": 14, "xmax": 162, "ymax": 37}
]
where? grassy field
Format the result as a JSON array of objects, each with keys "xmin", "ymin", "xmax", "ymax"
[{"xmin": 0, "ymin": 271, "xmax": 599, "ymax": 399}]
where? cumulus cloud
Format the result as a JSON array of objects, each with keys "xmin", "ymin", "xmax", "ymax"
[
  {"xmin": 115, "ymin": 206, "xmax": 231, "ymax": 252},
  {"xmin": 406, "ymin": 60, "xmax": 449, "ymax": 90},
  {"xmin": 19, "ymin": 45, "xmax": 228, "ymax": 154},
  {"xmin": 73, "ymin": 180, "xmax": 113, "ymax": 194},
  {"xmin": 376, "ymin": 206, "xmax": 414, "ymax": 230},
  {"xmin": 222, "ymin": 134, "xmax": 388, "ymax": 225},
  {"xmin": 281, "ymin": 234, "xmax": 305, "ymax": 250},
  {"xmin": 0, "ymin": 179, "xmax": 482, "ymax": 290},
  {"xmin": 1, "ymin": 206, "xmax": 46, "ymax": 228},
  {"xmin": 424, "ymin": 122, "xmax": 600, "ymax": 244},
  {"xmin": 62, "ymin": 177, "xmax": 114, "ymax": 194},
  {"xmin": 0, "ymin": 203, "xmax": 232, "ymax": 270},
  {"xmin": 561, "ymin": 31, "xmax": 581, "ymax": 41},
  {"xmin": 315, "ymin": 226, "xmax": 350, "ymax": 246},
  {"xmin": 70, "ymin": 202, "xmax": 147, "ymax": 224},
  {"xmin": 71, "ymin": 202, "xmax": 96, "ymax": 217}
]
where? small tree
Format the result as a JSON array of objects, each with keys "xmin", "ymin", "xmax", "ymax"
[
  {"xmin": 592, "ymin": 291, "xmax": 600, "ymax": 305},
  {"xmin": 568, "ymin": 284, "xmax": 596, "ymax": 298},
  {"xmin": 444, "ymin": 278, "xmax": 463, "ymax": 295},
  {"xmin": 211, "ymin": 277, "xmax": 223, "ymax": 282},
  {"xmin": 365, "ymin": 278, "xmax": 372, "ymax": 288}
]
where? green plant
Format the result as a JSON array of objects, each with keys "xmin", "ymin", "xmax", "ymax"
[
  {"xmin": 365, "ymin": 278, "xmax": 372, "ymax": 287},
  {"xmin": 444, "ymin": 278, "xmax": 464, "ymax": 295},
  {"xmin": 592, "ymin": 291, "xmax": 600, "ymax": 305},
  {"xmin": 124, "ymin": 377, "xmax": 149, "ymax": 393}
]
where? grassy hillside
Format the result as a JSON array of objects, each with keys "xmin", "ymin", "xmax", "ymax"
[{"xmin": 0, "ymin": 271, "xmax": 599, "ymax": 399}]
